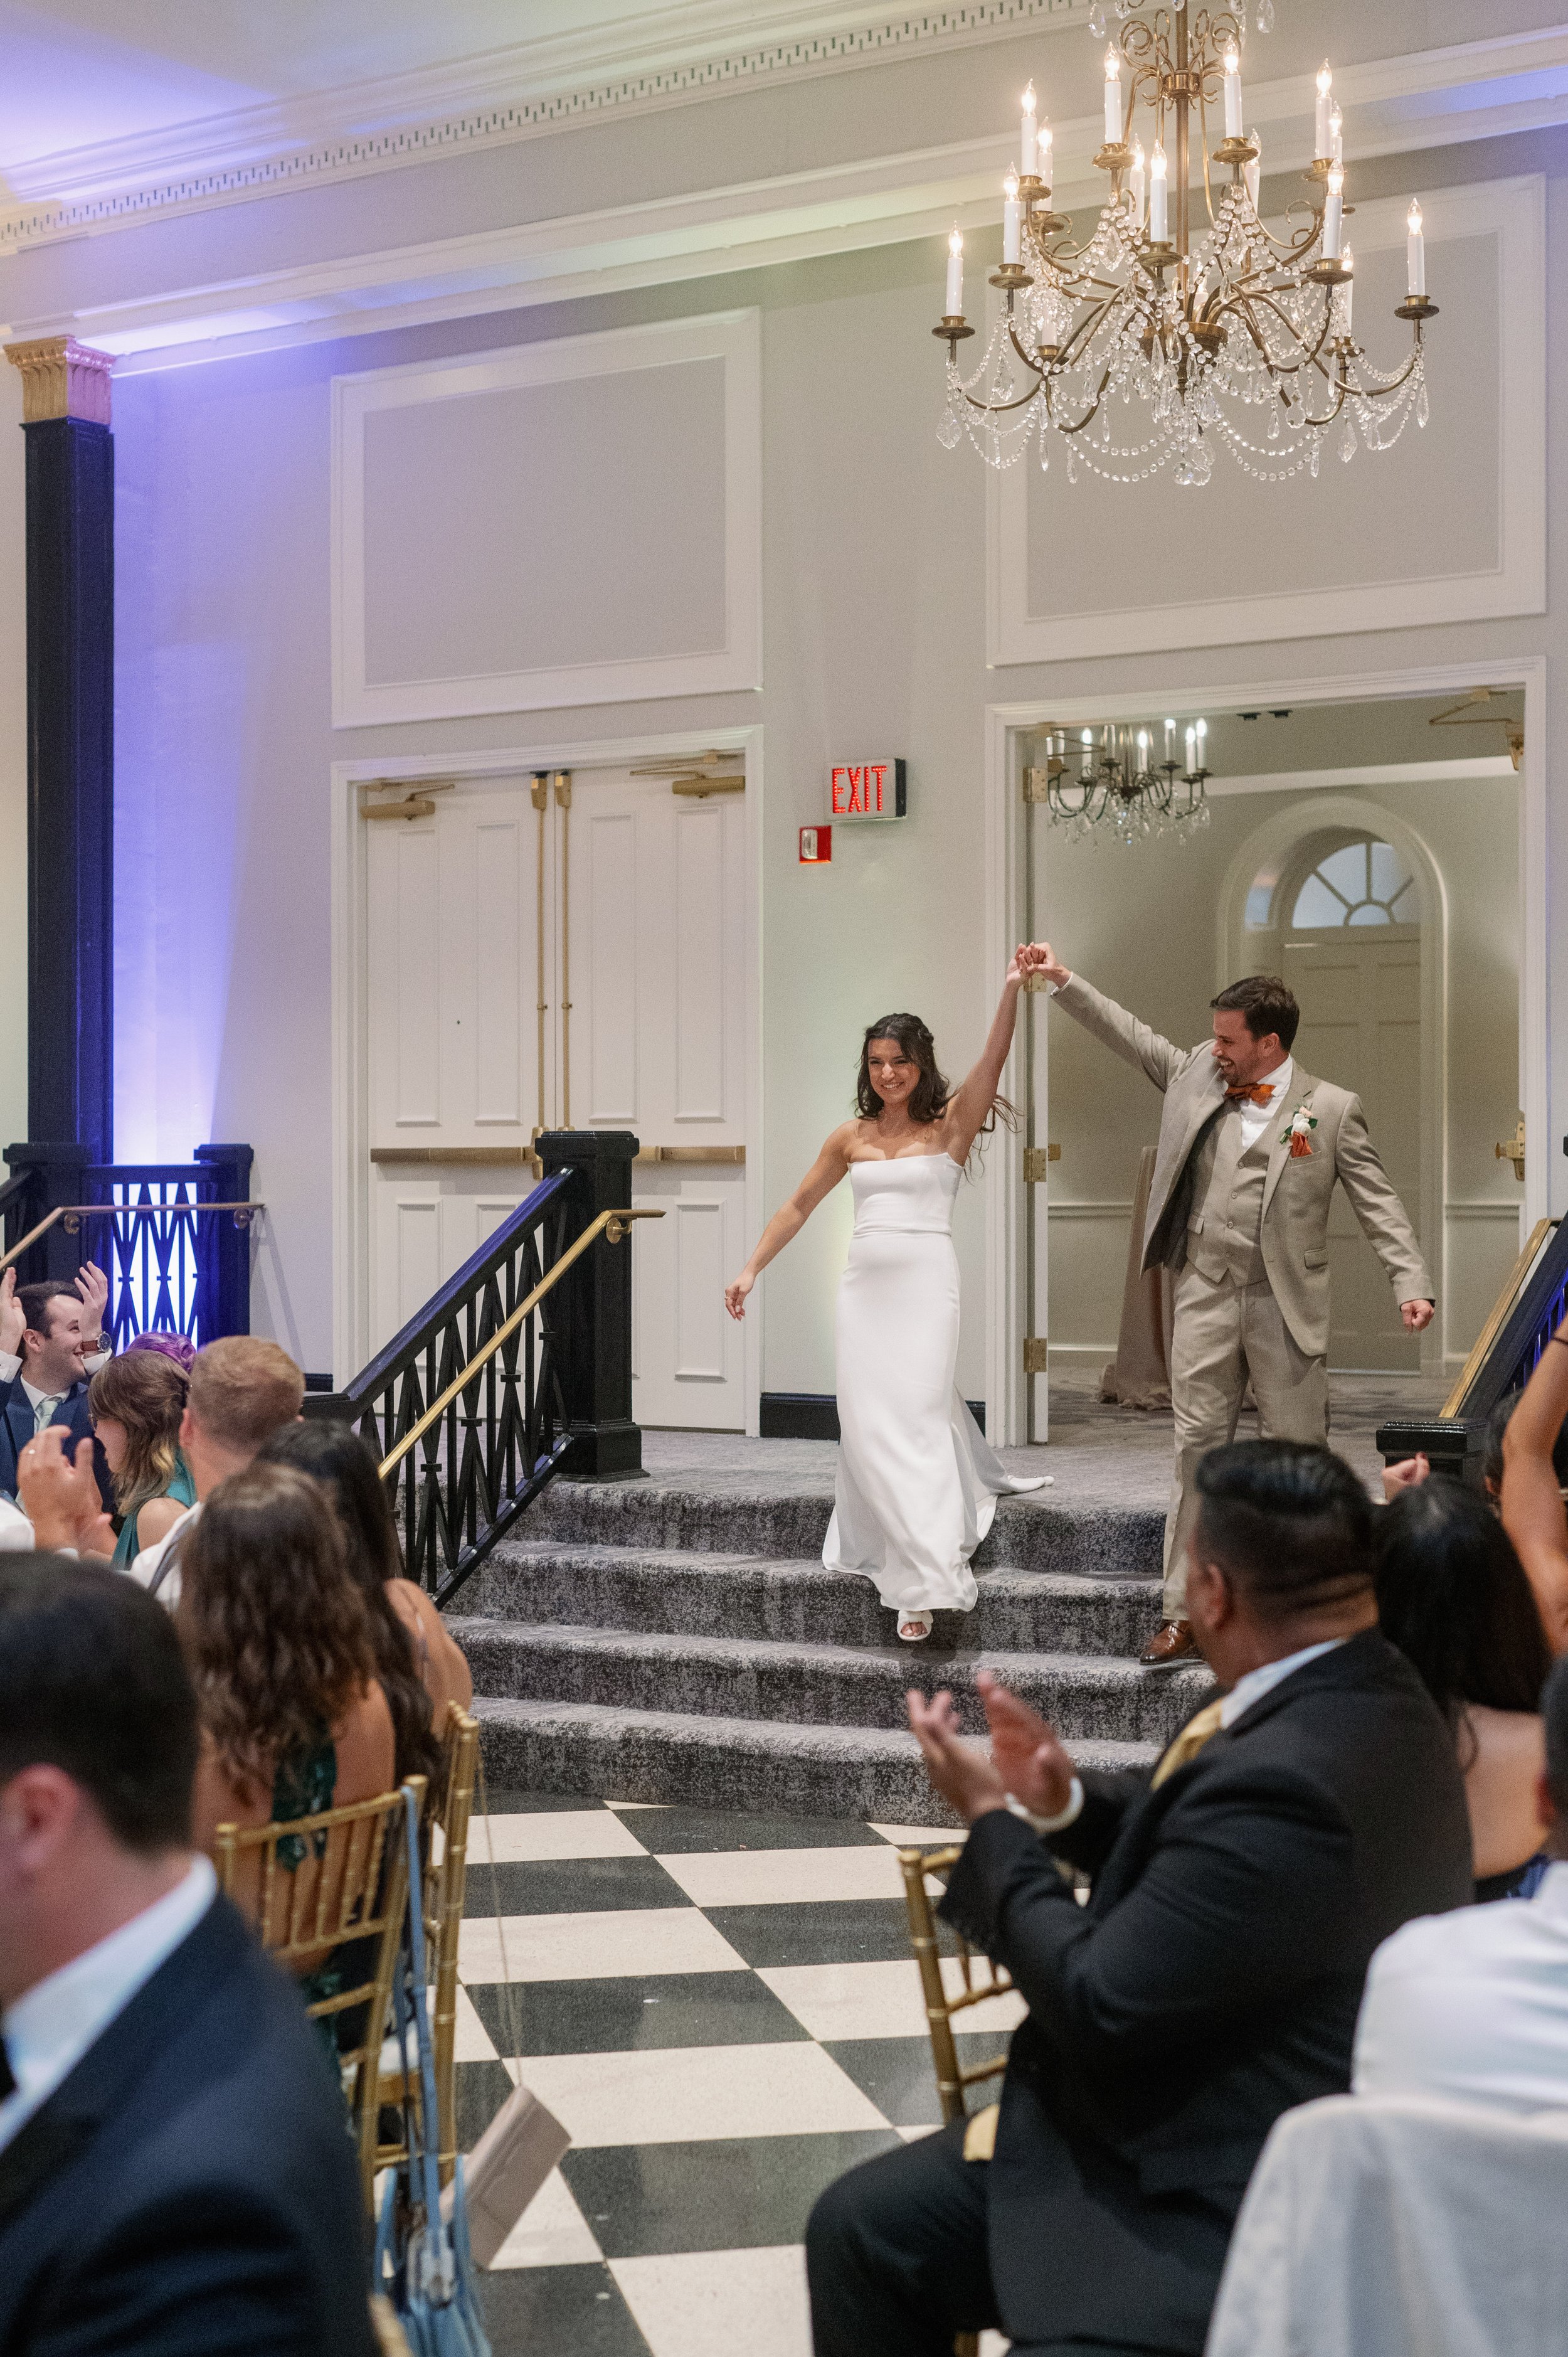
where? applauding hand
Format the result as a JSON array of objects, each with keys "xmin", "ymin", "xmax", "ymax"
[
  {"xmin": 19, "ymin": 1427, "xmax": 113, "ymax": 1556},
  {"xmin": 906, "ymin": 1688, "xmax": 1007, "ymax": 1825},
  {"xmin": 976, "ymin": 1671, "xmax": 1075, "ymax": 1818}
]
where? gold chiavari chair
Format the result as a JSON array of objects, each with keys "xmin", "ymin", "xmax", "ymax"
[
  {"xmin": 898, "ymin": 1844, "xmax": 1014, "ymax": 2357},
  {"xmin": 215, "ymin": 1777, "xmax": 423, "ymax": 2212},
  {"xmin": 377, "ymin": 1705, "xmax": 480, "ymax": 2189}
]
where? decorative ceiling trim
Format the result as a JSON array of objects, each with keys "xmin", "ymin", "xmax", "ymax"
[
  {"xmin": 8, "ymin": 29, "xmax": 1562, "ymax": 375},
  {"xmin": 0, "ymin": 0, "xmax": 1087, "ymax": 255}
]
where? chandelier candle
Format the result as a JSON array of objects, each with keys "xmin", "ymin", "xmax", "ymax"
[
  {"xmin": 1148, "ymin": 140, "xmax": 1168, "ymax": 241},
  {"xmin": 1021, "ymin": 82, "xmax": 1037, "ymax": 174},
  {"xmin": 1322, "ymin": 164, "xmax": 1345, "ymax": 260},
  {"xmin": 1244, "ymin": 134, "xmax": 1260, "ymax": 211},
  {"xmin": 1407, "ymin": 202, "xmax": 1426, "ymax": 298},
  {"xmin": 1222, "ymin": 45, "xmax": 1242, "ymax": 140},
  {"xmin": 946, "ymin": 226, "xmax": 963, "ymax": 317},
  {"xmin": 1129, "ymin": 137, "xmax": 1146, "ymax": 230},
  {"xmin": 1037, "ymin": 119, "xmax": 1053, "ymax": 191},
  {"xmin": 1104, "ymin": 48, "xmax": 1123, "ymax": 144},
  {"xmin": 1328, "ymin": 104, "xmax": 1343, "ymax": 165},
  {"xmin": 1340, "ymin": 248, "xmax": 1353, "ymax": 336},
  {"xmin": 1003, "ymin": 169, "xmax": 1022, "ymax": 265},
  {"xmin": 1315, "ymin": 61, "xmax": 1333, "ymax": 160}
]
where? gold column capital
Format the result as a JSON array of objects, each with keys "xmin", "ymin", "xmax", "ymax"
[{"xmin": 4, "ymin": 335, "xmax": 114, "ymax": 426}]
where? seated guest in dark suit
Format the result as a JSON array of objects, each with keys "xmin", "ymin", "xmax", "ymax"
[
  {"xmin": 0, "ymin": 1556, "xmax": 378, "ymax": 2356},
  {"xmin": 0, "ymin": 1265, "xmax": 114, "ymax": 1511},
  {"xmin": 806, "ymin": 1440, "xmax": 1474, "ymax": 2357}
]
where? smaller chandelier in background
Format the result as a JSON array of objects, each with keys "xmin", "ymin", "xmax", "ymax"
[
  {"xmin": 1027, "ymin": 719, "xmax": 1214, "ymax": 843},
  {"xmin": 935, "ymin": 9, "xmax": 1439, "ymax": 487}
]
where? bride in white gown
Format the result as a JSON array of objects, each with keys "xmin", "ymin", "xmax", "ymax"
[{"xmin": 724, "ymin": 947, "xmax": 1051, "ymax": 1642}]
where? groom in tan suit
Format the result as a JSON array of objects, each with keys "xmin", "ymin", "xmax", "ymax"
[{"xmin": 1037, "ymin": 954, "xmax": 1434, "ymax": 1664}]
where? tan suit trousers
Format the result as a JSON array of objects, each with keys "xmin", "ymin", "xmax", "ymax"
[{"xmin": 1162, "ymin": 1263, "xmax": 1329, "ymax": 1619}]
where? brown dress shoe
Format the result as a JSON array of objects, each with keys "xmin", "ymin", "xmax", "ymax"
[{"xmin": 1140, "ymin": 1619, "xmax": 1198, "ymax": 1668}]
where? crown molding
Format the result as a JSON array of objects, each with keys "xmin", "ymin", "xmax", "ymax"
[
  {"xmin": 0, "ymin": 0, "xmax": 1088, "ymax": 253},
  {"xmin": 4, "ymin": 26, "xmax": 1561, "ymax": 370}
]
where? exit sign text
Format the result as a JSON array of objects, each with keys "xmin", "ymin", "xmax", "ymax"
[{"xmin": 830, "ymin": 759, "xmax": 906, "ymax": 822}]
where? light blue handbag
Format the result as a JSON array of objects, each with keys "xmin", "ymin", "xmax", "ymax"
[{"xmin": 372, "ymin": 1784, "xmax": 492, "ymax": 2357}]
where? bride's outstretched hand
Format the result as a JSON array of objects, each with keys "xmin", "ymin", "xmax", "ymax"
[{"xmin": 724, "ymin": 1270, "xmax": 754, "ymax": 1321}]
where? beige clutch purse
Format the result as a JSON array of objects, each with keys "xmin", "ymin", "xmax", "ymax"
[{"xmin": 440, "ymin": 2080, "xmax": 571, "ymax": 2267}]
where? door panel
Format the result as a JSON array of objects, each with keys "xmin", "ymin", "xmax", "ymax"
[
  {"xmin": 366, "ymin": 763, "xmax": 750, "ymax": 1427},
  {"xmin": 1284, "ymin": 928, "xmax": 1422, "ymax": 1371}
]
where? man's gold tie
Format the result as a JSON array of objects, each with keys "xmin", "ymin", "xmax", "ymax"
[{"xmin": 1149, "ymin": 1699, "xmax": 1226, "ymax": 1789}]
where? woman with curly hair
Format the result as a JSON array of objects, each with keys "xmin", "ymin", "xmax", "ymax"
[
  {"xmin": 179, "ymin": 1462, "xmax": 395, "ymax": 1942},
  {"xmin": 83, "ymin": 1348, "xmax": 197, "ymax": 1567},
  {"xmin": 725, "ymin": 950, "xmax": 1051, "ymax": 1642},
  {"xmin": 260, "ymin": 1418, "xmax": 470, "ymax": 1785}
]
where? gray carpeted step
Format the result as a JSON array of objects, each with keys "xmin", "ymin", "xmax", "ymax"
[
  {"xmin": 474, "ymin": 1693, "xmax": 1160, "ymax": 1824},
  {"xmin": 526, "ymin": 1480, "xmax": 1163, "ymax": 1582},
  {"xmin": 451, "ymin": 1617, "xmax": 1211, "ymax": 1745},
  {"xmin": 462, "ymin": 1542, "xmax": 1163, "ymax": 1655}
]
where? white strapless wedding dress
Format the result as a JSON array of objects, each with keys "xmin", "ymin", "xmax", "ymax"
[{"xmin": 822, "ymin": 1156, "xmax": 1049, "ymax": 1615}]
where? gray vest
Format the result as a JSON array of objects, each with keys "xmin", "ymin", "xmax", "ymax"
[{"xmin": 1185, "ymin": 1108, "xmax": 1271, "ymax": 1287}]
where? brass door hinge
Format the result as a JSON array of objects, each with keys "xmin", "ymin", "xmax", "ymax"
[
  {"xmin": 1495, "ymin": 1117, "xmax": 1525, "ymax": 1183},
  {"xmin": 1022, "ymin": 1145, "xmax": 1061, "ymax": 1183},
  {"xmin": 1023, "ymin": 1338, "xmax": 1049, "ymax": 1375}
]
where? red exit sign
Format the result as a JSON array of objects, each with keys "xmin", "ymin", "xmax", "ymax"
[{"xmin": 830, "ymin": 759, "xmax": 906, "ymax": 822}]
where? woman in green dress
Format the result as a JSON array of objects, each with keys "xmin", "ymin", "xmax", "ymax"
[{"xmin": 83, "ymin": 1348, "xmax": 196, "ymax": 1567}]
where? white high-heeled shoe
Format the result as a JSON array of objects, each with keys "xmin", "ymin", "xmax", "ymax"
[{"xmin": 898, "ymin": 1612, "xmax": 933, "ymax": 1643}]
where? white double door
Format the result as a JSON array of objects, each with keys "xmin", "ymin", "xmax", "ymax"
[{"xmin": 366, "ymin": 764, "xmax": 750, "ymax": 1428}]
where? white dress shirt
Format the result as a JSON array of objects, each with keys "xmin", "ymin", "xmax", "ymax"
[
  {"xmin": 1354, "ymin": 1861, "xmax": 1568, "ymax": 2114},
  {"xmin": 126, "ymin": 1499, "xmax": 200, "ymax": 1608},
  {"xmin": 1220, "ymin": 1634, "xmax": 1345, "ymax": 1728},
  {"xmin": 0, "ymin": 1495, "xmax": 33, "ymax": 1550},
  {"xmin": 0, "ymin": 1856, "xmax": 216, "ymax": 2155},
  {"xmin": 1231, "ymin": 1054, "xmax": 1293, "ymax": 1154}
]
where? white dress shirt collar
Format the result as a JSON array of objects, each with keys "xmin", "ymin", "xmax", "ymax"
[
  {"xmin": 0, "ymin": 1855, "xmax": 216, "ymax": 2156},
  {"xmin": 1231, "ymin": 1054, "xmax": 1294, "ymax": 1151},
  {"xmin": 1221, "ymin": 1635, "xmax": 1347, "ymax": 1728}
]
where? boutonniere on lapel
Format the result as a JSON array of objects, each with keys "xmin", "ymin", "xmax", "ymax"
[{"xmin": 1283, "ymin": 1105, "xmax": 1318, "ymax": 1160}]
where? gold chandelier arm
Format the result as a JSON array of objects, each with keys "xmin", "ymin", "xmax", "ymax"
[
  {"xmin": 960, "ymin": 380, "xmax": 1046, "ymax": 417},
  {"xmin": 1005, "ymin": 319, "xmax": 1049, "ymax": 380},
  {"xmin": 1050, "ymin": 363, "xmax": 1119, "ymax": 438},
  {"xmin": 1342, "ymin": 342, "xmax": 1426, "ymax": 403}
]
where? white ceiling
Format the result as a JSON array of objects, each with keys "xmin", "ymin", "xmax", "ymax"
[{"xmin": 0, "ymin": 0, "xmax": 983, "ymax": 171}]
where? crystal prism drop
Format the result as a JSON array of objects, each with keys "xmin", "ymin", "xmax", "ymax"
[
  {"xmin": 937, "ymin": 407, "xmax": 961, "ymax": 450},
  {"xmin": 1309, "ymin": 437, "xmax": 1322, "ymax": 477},
  {"xmin": 1088, "ymin": 0, "xmax": 1107, "ymax": 35},
  {"xmin": 1256, "ymin": 0, "xmax": 1274, "ymax": 26},
  {"xmin": 1416, "ymin": 380, "xmax": 1430, "ymax": 428},
  {"xmin": 1340, "ymin": 417, "xmax": 1356, "ymax": 464}
]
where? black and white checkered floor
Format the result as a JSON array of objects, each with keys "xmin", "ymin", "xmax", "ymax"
[{"xmin": 453, "ymin": 1789, "xmax": 1018, "ymax": 2356}]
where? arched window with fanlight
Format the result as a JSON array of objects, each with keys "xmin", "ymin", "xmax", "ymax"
[{"xmin": 1289, "ymin": 839, "xmax": 1419, "ymax": 930}]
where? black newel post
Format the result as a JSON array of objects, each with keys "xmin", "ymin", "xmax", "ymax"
[
  {"xmin": 194, "ymin": 1142, "xmax": 255, "ymax": 1341},
  {"xmin": 4, "ymin": 335, "xmax": 115, "ymax": 1169},
  {"xmin": 538, "ymin": 1129, "xmax": 644, "ymax": 1478}
]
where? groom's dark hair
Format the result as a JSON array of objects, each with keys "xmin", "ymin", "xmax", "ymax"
[{"xmin": 1211, "ymin": 974, "xmax": 1299, "ymax": 1053}]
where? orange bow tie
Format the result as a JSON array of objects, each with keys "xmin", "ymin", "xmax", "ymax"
[{"xmin": 1225, "ymin": 1082, "xmax": 1276, "ymax": 1107}]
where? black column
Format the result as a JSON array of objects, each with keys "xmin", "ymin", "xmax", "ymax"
[
  {"xmin": 6, "ymin": 337, "xmax": 115, "ymax": 1163},
  {"xmin": 538, "ymin": 1129, "xmax": 644, "ymax": 1478}
]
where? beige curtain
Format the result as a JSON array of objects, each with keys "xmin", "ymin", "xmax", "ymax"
[{"xmin": 1099, "ymin": 1146, "xmax": 1175, "ymax": 1409}]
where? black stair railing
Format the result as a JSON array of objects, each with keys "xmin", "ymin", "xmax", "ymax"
[
  {"xmin": 1378, "ymin": 1215, "xmax": 1568, "ymax": 1480},
  {"xmin": 307, "ymin": 1131, "xmax": 654, "ymax": 1605},
  {"xmin": 1, "ymin": 1142, "xmax": 257, "ymax": 1344}
]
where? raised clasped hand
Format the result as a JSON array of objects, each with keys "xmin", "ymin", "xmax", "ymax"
[
  {"xmin": 975, "ymin": 1670, "xmax": 1075, "ymax": 1819},
  {"xmin": 906, "ymin": 1687, "xmax": 1007, "ymax": 1824},
  {"xmin": 18, "ymin": 1426, "xmax": 112, "ymax": 1555}
]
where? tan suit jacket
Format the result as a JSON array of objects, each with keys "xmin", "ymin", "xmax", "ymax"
[{"xmin": 1056, "ymin": 974, "xmax": 1433, "ymax": 1358}]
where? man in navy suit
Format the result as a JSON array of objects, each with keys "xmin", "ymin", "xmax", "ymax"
[
  {"xmin": 0, "ymin": 1267, "xmax": 114, "ymax": 1511},
  {"xmin": 0, "ymin": 1557, "xmax": 379, "ymax": 2355}
]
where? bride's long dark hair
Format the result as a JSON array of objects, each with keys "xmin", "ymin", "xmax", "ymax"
[{"xmin": 855, "ymin": 1013, "xmax": 1016, "ymax": 1154}]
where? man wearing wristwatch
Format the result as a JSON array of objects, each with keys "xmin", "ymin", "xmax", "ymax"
[{"xmin": 0, "ymin": 1264, "xmax": 115, "ymax": 1511}]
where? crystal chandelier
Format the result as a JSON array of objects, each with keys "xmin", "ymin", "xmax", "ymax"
[
  {"xmin": 1031, "ymin": 718, "xmax": 1214, "ymax": 842},
  {"xmin": 934, "ymin": 7, "xmax": 1439, "ymax": 487}
]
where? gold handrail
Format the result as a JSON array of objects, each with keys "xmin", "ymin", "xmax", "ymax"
[
  {"xmin": 378, "ymin": 1206, "xmax": 662, "ymax": 1479},
  {"xmin": 1441, "ymin": 1215, "xmax": 1558, "ymax": 1418},
  {"xmin": 0, "ymin": 1201, "xmax": 263, "ymax": 1274}
]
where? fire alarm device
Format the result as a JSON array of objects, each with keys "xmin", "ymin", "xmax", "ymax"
[
  {"xmin": 799, "ymin": 826, "xmax": 832, "ymax": 863},
  {"xmin": 829, "ymin": 760, "xmax": 906, "ymax": 822}
]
